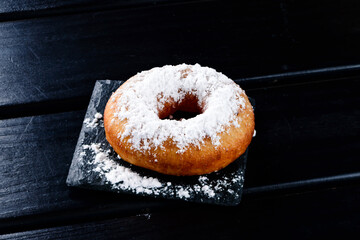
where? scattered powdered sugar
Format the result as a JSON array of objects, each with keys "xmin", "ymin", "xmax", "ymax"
[
  {"xmin": 110, "ymin": 64, "xmax": 247, "ymax": 153},
  {"xmin": 198, "ymin": 176, "xmax": 215, "ymax": 197},
  {"xmin": 81, "ymin": 143, "xmax": 163, "ymax": 194},
  {"xmin": 79, "ymin": 141, "xmax": 243, "ymax": 200},
  {"xmin": 84, "ymin": 113, "xmax": 103, "ymax": 128},
  {"xmin": 194, "ymin": 174, "xmax": 243, "ymax": 199},
  {"xmin": 177, "ymin": 188, "xmax": 191, "ymax": 199},
  {"xmin": 201, "ymin": 185, "xmax": 215, "ymax": 198}
]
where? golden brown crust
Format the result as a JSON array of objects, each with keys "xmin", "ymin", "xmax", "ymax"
[{"xmin": 104, "ymin": 80, "xmax": 254, "ymax": 176}]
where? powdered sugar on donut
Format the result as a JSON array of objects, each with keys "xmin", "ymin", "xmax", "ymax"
[{"xmin": 110, "ymin": 64, "xmax": 247, "ymax": 153}]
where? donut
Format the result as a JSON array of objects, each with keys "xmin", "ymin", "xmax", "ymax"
[{"xmin": 104, "ymin": 64, "xmax": 255, "ymax": 176}]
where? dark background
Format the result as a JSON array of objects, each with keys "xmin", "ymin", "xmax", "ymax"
[{"xmin": 0, "ymin": 0, "xmax": 360, "ymax": 239}]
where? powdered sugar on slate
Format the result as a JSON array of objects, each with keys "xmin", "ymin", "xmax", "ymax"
[
  {"xmin": 82, "ymin": 143, "xmax": 163, "ymax": 194},
  {"xmin": 110, "ymin": 64, "xmax": 247, "ymax": 153},
  {"xmin": 80, "ymin": 139, "xmax": 243, "ymax": 200},
  {"xmin": 84, "ymin": 113, "xmax": 103, "ymax": 128}
]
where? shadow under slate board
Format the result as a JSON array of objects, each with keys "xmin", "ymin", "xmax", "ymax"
[{"xmin": 66, "ymin": 80, "xmax": 254, "ymax": 206}]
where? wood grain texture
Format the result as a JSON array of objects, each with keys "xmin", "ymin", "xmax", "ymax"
[
  {"xmin": 0, "ymin": 110, "xmax": 179, "ymax": 234},
  {"xmin": 0, "ymin": 77, "xmax": 359, "ymax": 233},
  {"xmin": 2, "ymin": 0, "xmax": 360, "ymax": 115},
  {"xmin": 0, "ymin": 0, "xmax": 186, "ymax": 21},
  {"xmin": 0, "ymin": 111, "xmax": 173, "ymax": 220},
  {"xmin": 0, "ymin": 111, "xmax": 84, "ymax": 219},
  {"xmin": 0, "ymin": 0, "xmax": 281, "ymax": 108},
  {"xmin": 2, "ymin": 183, "xmax": 360, "ymax": 239},
  {"xmin": 245, "ymin": 77, "xmax": 360, "ymax": 187},
  {"xmin": 0, "ymin": 0, "xmax": 94, "ymax": 13}
]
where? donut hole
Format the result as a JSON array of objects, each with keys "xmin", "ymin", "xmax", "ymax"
[
  {"xmin": 166, "ymin": 110, "xmax": 200, "ymax": 120},
  {"xmin": 159, "ymin": 94, "xmax": 203, "ymax": 120}
]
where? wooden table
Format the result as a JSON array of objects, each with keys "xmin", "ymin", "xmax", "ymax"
[{"xmin": 1, "ymin": 0, "xmax": 360, "ymax": 239}]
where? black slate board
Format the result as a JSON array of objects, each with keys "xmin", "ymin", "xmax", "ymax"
[{"xmin": 66, "ymin": 80, "xmax": 253, "ymax": 206}]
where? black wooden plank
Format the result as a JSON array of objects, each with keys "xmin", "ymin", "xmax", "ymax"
[
  {"xmin": 0, "ymin": 0, "xmax": 281, "ymax": 110},
  {"xmin": 0, "ymin": 77, "xmax": 358, "ymax": 234},
  {"xmin": 0, "ymin": 110, "xmax": 84, "ymax": 219},
  {"xmin": 0, "ymin": 110, "xmax": 173, "ymax": 222},
  {"xmin": 0, "ymin": 110, "xmax": 180, "ymax": 234},
  {"xmin": 3, "ymin": 0, "xmax": 360, "ymax": 117},
  {"xmin": 0, "ymin": 0, "xmax": 200, "ymax": 22},
  {"xmin": 2, "ymin": 183, "xmax": 360, "ymax": 239},
  {"xmin": 245, "ymin": 77, "xmax": 360, "ymax": 187},
  {"xmin": 0, "ymin": 0, "xmax": 96, "ymax": 14}
]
